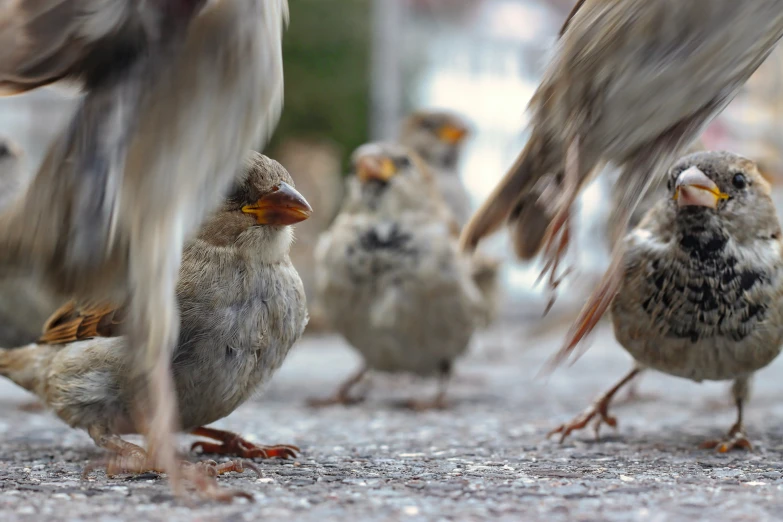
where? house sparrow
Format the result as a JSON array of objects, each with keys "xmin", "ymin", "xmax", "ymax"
[
  {"xmin": 399, "ymin": 110, "xmax": 473, "ymax": 227},
  {"xmin": 549, "ymin": 151, "xmax": 783, "ymax": 451},
  {"xmin": 0, "ymin": 0, "xmax": 288, "ymax": 491},
  {"xmin": 310, "ymin": 143, "xmax": 492, "ymax": 409},
  {"xmin": 460, "ymin": 0, "xmax": 783, "ymax": 367},
  {"xmin": 0, "ymin": 153, "xmax": 310, "ymax": 499}
]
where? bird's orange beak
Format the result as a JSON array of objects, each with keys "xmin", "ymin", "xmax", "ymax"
[
  {"xmin": 356, "ymin": 155, "xmax": 397, "ymax": 183},
  {"xmin": 437, "ymin": 124, "xmax": 468, "ymax": 145},
  {"xmin": 673, "ymin": 167, "xmax": 728, "ymax": 209},
  {"xmin": 242, "ymin": 182, "xmax": 313, "ymax": 225}
]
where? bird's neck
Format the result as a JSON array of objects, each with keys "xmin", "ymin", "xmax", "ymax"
[{"xmin": 675, "ymin": 211, "xmax": 729, "ymax": 262}]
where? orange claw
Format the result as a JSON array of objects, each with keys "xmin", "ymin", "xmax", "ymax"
[
  {"xmin": 547, "ymin": 367, "xmax": 642, "ymax": 443},
  {"xmin": 700, "ymin": 423, "xmax": 753, "ymax": 453},
  {"xmin": 191, "ymin": 426, "xmax": 299, "ymax": 460}
]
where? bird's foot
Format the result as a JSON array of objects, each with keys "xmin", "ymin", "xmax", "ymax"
[
  {"xmin": 547, "ymin": 397, "xmax": 618, "ymax": 443},
  {"xmin": 82, "ymin": 443, "xmax": 256, "ymax": 502},
  {"xmin": 189, "ymin": 459, "xmax": 262, "ymax": 478},
  {"xmin": 700, "ymin": 423, "xmax": 753, "ymax": 453},
  {"xmin": 191, "ymin": 427, "xmax": 299, "ymax": 460}
]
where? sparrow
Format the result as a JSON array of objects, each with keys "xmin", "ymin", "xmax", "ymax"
[
  {"xmin": 549, "ymin": 151, "xmax": 783, "ymax": 452},
  {"xmin": 0, "ymin": 0, "xmax": 289, "ymax": 491},
  {"xmin": 460, "ymin": 0, "xmax": 783, "ymax": 367},
  {"xmin": 399, "ymin": 110, "xmax": 473, "ymax": 227},
  {"xmin": 310, "ymin": 142, "xmax": 493, "ymax": 410},
  {"xmin": 0, "ymin": 153, "xmax": 310, "ymax": 500}
]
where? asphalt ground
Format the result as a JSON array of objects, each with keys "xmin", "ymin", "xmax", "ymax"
[{"xmin": 1, "ymin": 320, "xmax": 783, "ymax": 521}]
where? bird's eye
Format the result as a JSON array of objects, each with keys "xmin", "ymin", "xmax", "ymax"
[
  {"xmin": 396, "ymin": 156, "xmax": 411, "ymax": 169},
  {"xmin": 732, "ymin": 173, "xmax": 747, "ymax": 189},
  {"xmin": 419, "ymin": 119, "xmax": 438, "ymax": 131},
  {"xmin": 667, "ymin": 177, "xmax": 673, "ymax": 192}
]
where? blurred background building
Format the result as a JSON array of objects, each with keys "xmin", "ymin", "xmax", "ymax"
[{"xmin": 1, "ymin": 0, "xmax": 782, "ymax": 331}]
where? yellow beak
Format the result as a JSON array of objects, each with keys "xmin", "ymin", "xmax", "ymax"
[
  {"xmin": 356, "ymin": 155, "xmax": 397, "ymax": 183},
  {"xmin": 242, "ymin": 182, "xmax": 313, "ymax": 225},
  {"xmin": 673, "ymin": 167, "xmax": 729, "ymax": 209},
  {"xmin": 437, "ymin": 124, "xmax": 468, "ymax": 145}
]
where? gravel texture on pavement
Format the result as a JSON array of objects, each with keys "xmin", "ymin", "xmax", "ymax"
[{"xmin": 1, "ymin": 321, "xmax": 783, "ymax": 521}]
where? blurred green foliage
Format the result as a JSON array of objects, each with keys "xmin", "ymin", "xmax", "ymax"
[{"xmin": 268, "ymin": 0, "xmax": 371, "ymax": 168}]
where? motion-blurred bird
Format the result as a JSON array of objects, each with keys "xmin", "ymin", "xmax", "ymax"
[
  {"xmin": 549, "ymin": 152, "xmax": 783, "ymax": 451},
  {"xmin": 460, "ymin": 0, "xmax": 783, "ymax": 366},
  {"xmin": 399, "ymin": 110, "xmax": 473, "ymax": 227},
  {"xmin": 0, "ymin": 153, "xmax": 310, "ymax": 498},
  {"xmin": 0, "ymin": 0, "xmax": 288, "ymax": 490},
  {"xmin": 310, "ymin": 143, "xmax": 493, "ymax": 409}
]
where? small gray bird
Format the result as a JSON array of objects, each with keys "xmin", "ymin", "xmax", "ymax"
[
  {"xmin": 399, "ymin": 110, "xmax": 472, "ymax": 227},
  {"xmin": 311, "ymin": 143, "xmax": 491, "ymax": 409},
  {"xmin": 550, "ymin": 151, "xmax": 783, "ymax": 452},
  {"xmin": 0, "ymin": 153, "xmax": 310, "ymax": 498},
  {"xmin": 460, "ymin": 0, "xmax": 783, "ymax": 366},
  {"xmin": 0, "ymin": 0, "xmax": 289, "ymax": 490}
]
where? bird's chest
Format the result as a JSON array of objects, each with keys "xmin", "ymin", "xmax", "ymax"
[
  {"xmin": 614, "ymin": 229, "xmax": 783, "ymax": 381},
  {"xmin": 344, "ymin": 222, "xmax": 422, "ymax": 291},
  {"xmin": 175, "ymin": 265, "xmax": 305, "ymax": 428}
]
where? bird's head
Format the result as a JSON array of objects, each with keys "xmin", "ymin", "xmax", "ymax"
[
  {"xmin": 346, "ymin": 142, "xmax": 440, "ymax": 217},
  {"xmin": 399, "ymin": 110, "xmax": 470, "ymax": 171},
  {"xmin": 664, "ymin": 151, "xmax": 778, "ymax": 240},
  {"xmin": 199, "ymin": 152, "xmax": 312, "ymax": 259}
]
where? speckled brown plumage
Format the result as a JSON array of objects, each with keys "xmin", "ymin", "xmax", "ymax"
[{"xmin": 551, "ymin": 151, "xmax": 783, "ymax": 451}]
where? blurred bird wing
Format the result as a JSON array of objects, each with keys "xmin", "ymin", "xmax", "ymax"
[
  {"xmin": 0, "ymin": 0, "xmax": 137, "ymax": 94},
  {"xmin": 555, "ymin": 1, "xmax": 783, "ymax": 155},
  {"xmin": 39, "ymin": 299, "xmax": 126, "ymax": 344},
  {"xmin": 558, "ymin": 0, "xmax": 586, "ymax": 37}
]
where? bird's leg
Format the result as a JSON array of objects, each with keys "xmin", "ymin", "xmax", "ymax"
[
  {"xmin": 701, "ymin": 377, "xmax": 753, "ymax": 452},
  {"xmin": 84, "ymin": 426, "xmax": 258, "ymax": 502},
  {"xmin": 548, "ymin": 366, "xmax": 643, "ymax": 443},
  {"xmin": 126, "ymin": 213, "xmax": 187, "ymax": 495},
  {"xmin": 191, "ymin": 426, "xmax": 299, "ymax": 460},
  {"xmin": 307, "ymin": 366, "xmax": 369, "ymax": 407},
  {"xmin": 405, "ymin": 362, "xmax": 451, "ymax": 411}
]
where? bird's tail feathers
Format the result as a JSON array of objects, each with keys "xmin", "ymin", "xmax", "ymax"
[
  {"xmin": 0, "ymin": 344, "xmax": 53, "ymax": 396},
  {"xmin": 460, "ymin": 130, "xmax": 558, "ymax": 255}
]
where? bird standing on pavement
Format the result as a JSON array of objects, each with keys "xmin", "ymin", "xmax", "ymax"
[
  {"xmin": 460, "ymin": 0, "xmax": 783, "ymax": 367},
  {"xmin": 399, "ymin": 110, "xmax": 473, "ymax": 227},
  {"xmin": 0, "ymin": 153, "xmax": 310, "ymax": 499},
  {"xmin": 550, "ymin": 151, "xmax": 783, "ymax": 451},
  {"xmin": 0, "ymin": 0, "xmax": 288, "ymax": 491},
  {"xmin": 311, "ymin": 143, "xmax": 492, "ymax": 409}
]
